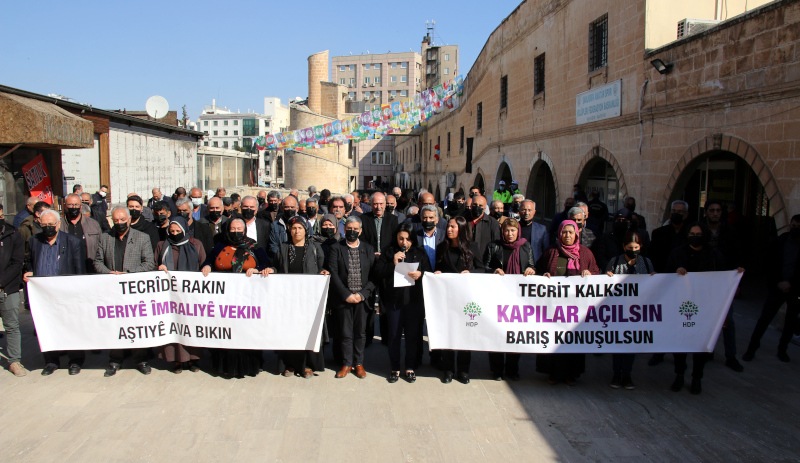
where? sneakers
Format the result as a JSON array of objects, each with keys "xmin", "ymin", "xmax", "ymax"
[
  {"xmin": 8, "ymin": 361, "xmax": 28, "ymax": 377},
  {"xmin": 610, "ymin": 373, "xmax": 622, "ymax": 389},
  {"xmin": 622, "ymin": 374, "xmax": 636, "ymax": 390},
  {"xmin": 611, "ymin": 373, "xmax": 635, "ymax": 390}
]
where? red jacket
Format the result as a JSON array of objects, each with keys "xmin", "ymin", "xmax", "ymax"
[{"xmin": 538, "ymin": 246, "xmax": 600, "ymax": 276}]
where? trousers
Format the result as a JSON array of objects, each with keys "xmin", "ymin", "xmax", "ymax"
[
  {"xmin": 747, "ymin": 288, "xmax": 800, "ymax": 354},
  {"xmin": 0, "ymin": 291, "xmax": 21, "ymax": 363},
  {"xmin": 334, "ymin": 302, "xmax": 369, "ymax": 367}
]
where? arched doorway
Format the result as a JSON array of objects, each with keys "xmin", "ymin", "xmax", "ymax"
[
  {"xmin": 526, "ymin": 160, "xmax": 557, "ymax": 223},
  {"xmin": 474, "ymin": 173, "xmax": 485, "ymax": 196},
  {"xmin": 495, "ymin": 162, "xmax": 512, "ymax": 191},
  {"xmin": 578, "ymin": 157, "xmax": 620, "ymax": 213}
]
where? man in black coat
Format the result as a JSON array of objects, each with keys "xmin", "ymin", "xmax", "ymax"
[
  {"xmin": 127, "ymin": 195, "xmax": 159, "ymax": 252},
  {"xmin": 91, "ymin": 185, "xmax": 110, "ymax": 232},
  {"xmin": 0, "ymin": 205, "xmax": 27, "ymax": 376},
  {"xmin": 24, "ymin": 209, "xmax": 86, "ymax": 376},
  {"xmin": 326, "ymin": 216, "xmax": 377, "ymax": 379},
  {"xmin": 175, "ymin": 197, "xmax": 214, "ymax": 255},
  {"xmin": 467, "ymin": 195, "xmax": 501, "ymax": 260}
]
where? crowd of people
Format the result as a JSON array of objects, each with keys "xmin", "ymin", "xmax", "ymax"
[{"xmin": 0, "ymin": 182, "xmax": 797, "ymax": 396}]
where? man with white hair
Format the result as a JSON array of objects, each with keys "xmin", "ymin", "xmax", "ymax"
[
  {"xmin": 95, "ymin": 206, "xmax": 156, "ymax": 377},
  {"xmin": 518, "ymin": 200, "xmax": 549, "ymax": 264},
  {"xmin": 24, "ymin": 209, "xmax": 86, "ymax": 375}
]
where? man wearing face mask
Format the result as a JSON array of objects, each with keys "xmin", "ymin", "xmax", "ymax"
[
  {"xmin": 490, "ymin": 200, "xmax": 506, "ymax": 223},
  {"xmin": 268, "ymin": 195, "xmax": 299, "ymax": 259},
  {"xmin": 326, "ymin": 216, "xmax": 377, "ymax": 379},
  {"xmin": 650, "ymin": 200, "xmax": 690, "ymax": 273},
  {"xmin": 95, "ymin": 206, "xmax": 156, "ymax": 376},
  {"xmin": 342, "ymin": 194, "xmax": 361, "ymax": 218},
  {"xmin": 258, "ymin": 191, "xmax": 281, "ymax": 222},
  {"xmin": 91, "ymin": 185, "xmax": 111, "ymax": 232},
  {"xmin": 203, "ymin": 196, "xmax": 227, "ymax": 248},
  {"xmin": 444, "ymin": 192, "xmax": 467, "ymax": 220},
  {"xmin": 240, "ymin": 195, "xmax": 271, "ymax": 254},
  {"xmin": 492, "ymin": 180, "xmax": 512, "ymax": 211},
  {"xmin": 60, "ymin": 193, "xmax": 102, "ymax": 272},
  {"xmin": 509, "ymin": 194, "xmax": 524, "ymax": 220},
  {"xmin": 151, "ymin": 201, "xmax": 172, "ymax": 242},
  {"xmin": 620, "ymin": 196, "xmax": 647, "ymax": 231},
  {"xmin": 468, "ymin": 195, "xmax": 500, "ymax": 260},
  {"xmin": 24, "ymin": 209, "xmax": 86, "ymax": 376},
  {"xmin": 176, "ymin": 197, "xmax": 214, "ymax": 255},
  {"xmin": 304, "ymin": 197, "xmax": 322, "ymax": 236},
  {"xmin": 385, "ymin": 194, "xmax": 406, "ymax": 224},
  {"xmin": 127, "ymin": 195, "xmax": 159, "ymax": 251},
  {"xmin": 189, "ymin": 188, "xmax": 206, "ymax": 221},
  {"xmin": 256, "ymin": 190, "xmax": 268, "ymax": 210},
  {"xmin": 0, "ymin": 204, "xmax": 27, "ymax": 377},
  {"xmin": 405, "ymin": 192, "xmax": 446, "ymax": 235}
]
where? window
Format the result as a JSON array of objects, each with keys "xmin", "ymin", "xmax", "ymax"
[
  {"xmin": 339, "ymin": 78, "xmax": 346, "ymax": 85},
  {"xmin": 459, "ymin": 126, "xmax": 464, "ymax": 149},
  {"xmin": 364, "ymin": 76, "xmax": 371, "ymax": 84},
  {"xmin": 401, "ymin": 75, "xmax": 407, "ymax": 82},
  {"xmin": 213, "ymin": 130, "xmax": 218, "ymax": 136},
  {"xmin": 234, "ymin": 120, "xmax": 238, "ymax": 126},
  {"xmin": 203, "ymin": 141, "xmax": 209, "ymax": 146},
  {"xmin": 213, "ymin": 141, "xmax": 218, "ymax": 147},
  {"xmin": 444, "ymin": 67, "xmax": 450, "ymax": 75},
  {"xmin": 390, "ymin": 75, "xmax": 397, "ymax": 83},
  {"xmin": 350, "ymin": 77, "xmax": 356, "ymax": 86},
  {"xmin": 233, "ymin": 141, "xmax": 239, "ymax": 148},
  {"xmin": 500, "ymin": 75, "xmax": 508, "ymax": 110},
  {"xmin": 203, "ymin": 131, "xmax": 209, "ymax": 135},
  {"xmin": 374, "ymin": 91, "xmax": 381, "ymax": 98},
  {"xmin": 364, "ymin": 91, "xmax": 371, "ymax": 99},
  {"xmin": 374, "ymin": 63, "xmax": 381, "ymax": 70},
  {"xmin": 534, "ymin": 53, "xmax": 545, "ymax": 94},
  {"xmin": 476, "ymin": 102, "xmax": 483, "ymax": 131},
  {"xmin": 444, "ymin": 53, "xmax": 450, "ymax": 61},
  {"xmin": 213, "ymin": 121, "xmax": 218, "ymax": 126},
  {"xmin": 401, "ymin": 62, "xmax": 407, "ymax": 68},
  {"xmin": 400, "ymin": 90, "xmax": 408, "ymax": 97},
  {"xmin": 243, "ymin": 118, "xmax": 258, "ymax": 136},
  {"xmin": 223, "ymin": 141, "xmax": 229, "ymax": 148},
  {"xmin": 339, "ymin": 65, "xmax": 346, "ymax": 71},
  {"xmin": 234, "ymin": 130, "xmax": 238, "ymax": 135},
  {"xmin": 372, "ymin": 152, "xmax": 377, "ymax": 164},
  {"xmin": 390, "ymin": 90, "xmax": 397, "ymax": 97},
  {"xmin": 364, "ymin": 63, "xmax": 370, "ymax": 70},
  {"xmin": 203, "ymin": 121, "xmax": 208, "ymax": 126},
  {"xmin": 223, "ymin": 130, "xmax": 228, "ymax": 136},
  {"xmin": 374, "ymin": 76, "xmax": 381, "ymax": 84},
  {"xmin": 391, "ymin": 62, "xmax": 397, "ymax": 69},
  {"xmin": 224, "ymin": 120, "xmax": 228, "ymax": 126},
  {"xmin": 447, "ymin": 132, "xmax": 451, "ymax": 152},
  {"xmin": 589, "ymin": 14, "xmax": 608, "ymax": 72},
  {"xmin": 265, "ymin": 121, "xmax": 270, "ymax": 127}
]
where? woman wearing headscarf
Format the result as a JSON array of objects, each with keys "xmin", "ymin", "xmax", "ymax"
[
  {"xmin": 537, "ymin": 219, "xmax": 600, "ymax": 385},
  {"xmin": 311, "ymin": 213, "xmax": 341, "ymax": 364},
  {"xmin": 201, "ymin": 218, "xmax": 271, "ymax": 378},
  {"xmin": 274, "ymin": 216, "xmax": 329, "ymax": 378},
  {"xmin": 154, "ymin": 216, "xmax": 206, "ymax": 373},
  {"xmin": 434, "ymin": 216, "xmax": 484, "ymax": 384},
  {"xmin": 484, "ymin": 218, "xmax": 536, "ymax": 381},
  {"xmin": 605, "ymin": 230, "xmax": 655, "ymax": 390},
  {"xmin": 376, "ymin": 223, "xmax": 432, "ymax": 383}
]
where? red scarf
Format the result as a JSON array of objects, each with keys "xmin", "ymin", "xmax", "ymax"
[
  {"xmin": 556, "ymin": 220, "xmax": 581, "ymax": 271},
  {"xmin": 502, "ymin": 236, "xmax": 528, "ymax": 274}
]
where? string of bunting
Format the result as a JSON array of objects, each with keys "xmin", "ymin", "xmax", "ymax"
[{"xmin": 254, "ymin": 76, "xmax": 464, "ymax": 151}]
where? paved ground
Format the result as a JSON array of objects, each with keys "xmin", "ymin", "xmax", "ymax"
[{"xmin": 1, "ymin": 281, "xmax": 799, "ymax": 463}]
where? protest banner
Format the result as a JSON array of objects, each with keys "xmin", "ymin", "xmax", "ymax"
[
  {"xmin": 21, "ymin": 154, "xmax": 53, "ymax": 205},
  {"xmin": 27, "ymin": 271, "xmax": 329, "ymax": 352},
  {"xmin": 423, "ymin": 271, "xmax": 742, "ymax": 353}
]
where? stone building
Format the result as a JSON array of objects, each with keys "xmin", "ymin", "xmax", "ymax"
[{"xmin": 394, "ymin": 0, "xmax": 795, "ymax": 239}]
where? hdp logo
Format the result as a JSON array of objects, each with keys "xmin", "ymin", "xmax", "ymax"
[
  {"xmin": 679, "ymin": 301, "xmax": 699, "ymax": 327},
  {"xmin": 464, "ymin": 302, "xmax": 482, "ymax": 327}
]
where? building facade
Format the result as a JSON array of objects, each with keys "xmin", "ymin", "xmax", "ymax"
[{"xmin": 395, "ymin": 0, "xmax": 796, "ymax": 238}]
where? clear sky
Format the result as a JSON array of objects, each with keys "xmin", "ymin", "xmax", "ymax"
[{"xmin": 1, "ymin": 1, "xmax": 521, "ymax": 120}]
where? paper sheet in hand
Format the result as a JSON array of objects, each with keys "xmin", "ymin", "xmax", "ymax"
[{"xmin": 394, "ymin": 262, "xmax": 420, "ymax": 287}]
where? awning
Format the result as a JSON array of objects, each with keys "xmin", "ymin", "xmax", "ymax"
[{"xmin": 0, "ymin": 92, "xmax": 94, "ymax": 148}]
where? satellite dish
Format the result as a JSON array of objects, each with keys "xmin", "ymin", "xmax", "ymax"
[{"xmin": 145, "ymin": 95, "xmax": 169, "ymax": 119}]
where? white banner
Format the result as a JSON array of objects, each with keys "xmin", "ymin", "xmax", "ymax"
[
  {"xmin": 423, "ymin": 271, "xmax": 742, "ymax": 353},
  {"xmin": 27, "ymin": 271, "xmax": 330, "ymax": 352}
]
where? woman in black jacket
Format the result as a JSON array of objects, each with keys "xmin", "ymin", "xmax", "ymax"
[
  {"xmin": 273, "ymin": 216, "xmax": 328, "ymax": 378},
  {"xmin": 484, "ymin": 218, "xmax": 536, "ymax": 380},
  {"xmin": 434, "ymin": 216, "xmax": 484, "ymax": 384},
  {"xmin": 376, "ymin": 223, "xmax": 432, "ymax": 383}
]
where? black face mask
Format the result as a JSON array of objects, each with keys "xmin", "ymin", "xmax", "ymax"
[
  {"xmin": 345, "ymin": 230, "xmax": 359, "ymax": 242},
  {"xmin": 65, "ymin": 207, "xmax": 81, "ymax": 220},
  {"xmin": 321, "ymin": 228, "xmax": 336, "ymax": 238},
  {"xmin": 207, "ymin": 211, "xmax": 222, "ymax": 222},
  {"xmin": 791, "ymin": 228, "xmax": 800, "ymax": 239},
  {"xmin": 179, "ymin": 211, "xmax": 191, "ymax": 220},
  {"xmin": 114, "ymin": 223, "xmax": 129, "ymax": 236},
  {"xmin": 229, "ymin": 231, "xmax": 245, "ymax": 243},
  {"xmin": 670, "ymin": 213, "xmax": 684, "ymax": 225},
  {"xmin": 41, "ymin": 225, "xmax": 57, "ymax": 238},
  {"xmin": 223, "ymin": 210, "xmax": 232, "ymax": 217},
  {"xmin": 257, "ymin": 197, "xmax": 266, "ymax": 206},
  {"xmin": 344, "ymin": 203, "xmax": 353, "ymax": 213},
  {"xmin": 613, "ymin": 222, "xmax": 629, "ymax": 236},
  {"xmin": 624, "ymin": 249, "xmax": 640, "ymax": 259},
  {"xmin": 240, "ymin": 208, "xmax": 256, "ymax": 220},
  {"xmin": 282, "ymin": 210, "xmax": 296, "ymax": 222},
  {"xmin": 155, "ymin": 214, "xmax": 168, "ymax": 225},
  {"xmin": 688, "ymin": 236, "xmax": 704, "ymax": 247},
  {"xmin": 471, "ymin": 205, "xmax": 483, "ymax": 218},
  {"xmin": 490, "ymin": 211, "xmax": 503, "ymax": 220},
  {"xmin": 575, "ymin": 221, "xmax": 585, "ymax": 230},
  {"xmin": 129, "ymin": 209, "xmax": 142, "ymax": 221},
  {"xmin": 306, "ymin": 207, "xmax": 317, "ymax": 218},
  {"xmin": 385, "ymin": 205, "xmax": 395, "ymax": 215},
  {"xmin": 168, "ymin": 232, "xmax": 185, "ymax": 244},
  {"xmin": 266, "ymin": 203, "xmax": 278, "ymax": 212},
  {"xmin": 510, "ymin": 203, "xmax": 520, "ymax": 213},
  {"xmin": 422, "ymin": 221, "xmax": 436, "ymax": 231}
]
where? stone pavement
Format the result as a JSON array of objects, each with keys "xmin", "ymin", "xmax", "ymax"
[{"xmin": 1, "ymin": 283, "xmax": 798, "ymax": 463}]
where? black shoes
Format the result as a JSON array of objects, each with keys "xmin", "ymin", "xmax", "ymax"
[
  {"xmin": 457, "ymin": 372, "xmax": 470, "ymax": 384},
  {"xmin": 742, "ymin": 350, "xmax": 755, "ymax": 361},
  {"xmin": 405, "ymin": 371, "xmax": 416, "ymax": 383},
  {"xmin": 442, "ymin": 371, "xmax": 453, "ymax": 384},
  {"xmin": 104, "ymin": 363, "xmax": 120, "ymax": 377},
  {"xmin": 690, "ymin": 378, "xmax": 702, "ymax": 395},
  {"xmin": 388, "ymin": 371, "xmax": 400, "ymax": 383},
  {"xmin": 136, "ymin": 362, "xmax": 152, "ymax": 375},
  {"xmin": 621, "ymin": 374, "xmax": 635, "ymax": 390},
  {"xmin": 670, "ymin": 375, "xmax": 684, "ymax": 392},
  {"xmin": 725, "ymin": 358, "xmax": 744, "ymax": 372},
  {"xmin": 41, "ymin": 363, "xmax": 58, "ymax": 376},
  {"xmin": 68, "ymin": 364, "xmax": 81, "ymax": 375},
  {"xmin": 777, "ymin": 352, "xmax": 790, "ymax": 363},
  {"xmin": 506, "ymin": 373, "xmax": 520, "ymax": 381},
  {"xmin": 610, "ymin": 373, "xmax": 622, "ymax": 389}
]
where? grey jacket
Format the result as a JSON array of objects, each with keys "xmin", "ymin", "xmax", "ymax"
[
  {"xmin": 94, "ymin": 228, "xmax": 156, "ymax": 273},
  {"xmin": 60, "ymin": 215, "xmax": 102, "ymax": 263}
]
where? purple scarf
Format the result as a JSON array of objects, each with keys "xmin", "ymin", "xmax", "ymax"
[{"xmin": 557, "ymin": 220, "xmax": 581, "ymax": 271}]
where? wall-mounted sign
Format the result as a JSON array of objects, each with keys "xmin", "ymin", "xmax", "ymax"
[{"xmin": 576, "ymin": 80, "xmax": 622, "ymax": 125}]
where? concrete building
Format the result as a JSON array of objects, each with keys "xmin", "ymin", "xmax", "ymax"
[
  {"xmin": 394, "ymin": 0, "xmax": 795, "ymax": 240},
  {"xmin": 332, "ymin": 52, "xmax": 423, "ymax": 115}
]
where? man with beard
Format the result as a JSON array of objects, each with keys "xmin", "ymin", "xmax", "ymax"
[
  {"xmin": 94, "ymin": 207, "xmax": 156, "ymax": 376},
  {"xmin": 175, "ymin": 197, "xmax": 214, "ymax": 254},
  {"xmin": 60, "ymin": 193, "xmax": 102, "ymax": 272},
  {"xmin": 24, "ymin": 209, "xmax": 85, "ymax": 376},
  {"xmin": 240, "ymin": 195, "xmax": 271, "ymax": 253},
  {"xmin": 268, "ymin": 195, "xmax": 299, "ymax": 259},
  {"xmin": 258, "ymin": 190, "xmax": 281, "ymax": 222},
  {"xmin": 468, "ymin": 195, "xmax": 501, "ymax": 259},
  {"xmin": 127, "ymin": 195, "xmax": 159, "ymax": 251},
  {"xmin": 329, "ymin": 197, "xmax": 348, "ymax": 236},
  {"xmin": 518, "ymin": 200, "xmax": 549, "ymax": 264}
]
